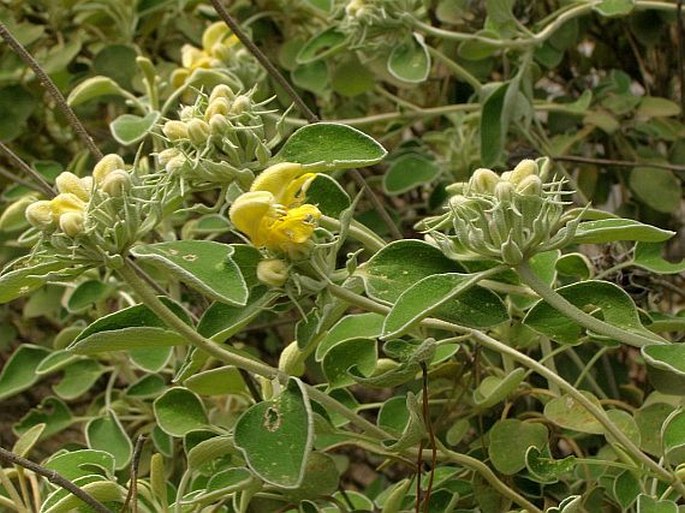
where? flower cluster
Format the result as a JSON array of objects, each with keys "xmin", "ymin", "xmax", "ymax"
[
  {"xmin": 157, "ymin": 84, "xmax": 274, "ymax": 188},
  {"xmin": 25, "ymin": 154, "xmax": 131, "ymax": 238},
  {"xmin": 339, "ymin": 0, "xmax": 423, "ymax": 49},
  {"xmin": 229, "ymin": 162, "xmax": 321, "ymax": 260},
  {"xmin": 424, "ymin": 158, "xmax": 580, "ymax": 265}
]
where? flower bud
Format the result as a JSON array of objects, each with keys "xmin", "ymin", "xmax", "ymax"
[
  {"xmin": 163, "ymin": 120, "xmax": 190, "ymax": 141},
  {"xmin": 179, "ymin": 106, "xmax": 195, "ymax": 121},
  {"xmin": 445, "ymin": 182, "xmax": 466, "ymax": 196},
  {"xmin": 494, "ymin": 180, "xmax": 516, "ymax": 202},
  {"xmin": 205, "ymin": 97, "xmax": 231, "ymax": 119},
  {"xmin": 202, "ymin": 21, "xmax": 230, "ymax": 53},
  {"xmin": 469, "ymin": 168, "xmax": 500, "ymax": 194},
  {"xmin": 508, "ymin": 159, "xmax": 538, "ymax": 185},
  {"xmin": 278, "ymin": 341, "xmax": 305, "ymax": 376},
  {"xmin": 0, "ymin": 196, "xmax": 36, "ymax": 231},
  {"xmin": 157, "ymin": 148, "xmax": 181, "ymax": 167},
  {"xmin": 55, "ymin": 172, "xmax": 90, "ymax": 201},
  {"xmin": 209, "ymin": 84, "xmax": 235, "ymax": 103},
  {"xmin": 51, "ymin": 193, "xmax": 86, "ymax": 214},
  {"xmin": 187, "ymin": 118, "xmax": 210, "ymax": 146},
  {"xmin": 500, "ymin": 235, "xmax": 523, "ymax": 265},
  {"xmin": 25, "ymin": 200, "xmax": 55, "ymax": 230},
  {"xmin": 257, "ymin": 258, "xmax": 289, "ymax": 287},
  {"xmin": 165, "ymin": 155, "xmax": 188, "ymax": 174},
  {"xmin": 208, "ymin": 114, "xmax": 229, "ymax": 135},
  {"xmin": 59, "ymin": 211, "xmax": 85, "ymax": 237},
  {"xmin": 230, "ymin": 94, "xmax": 251, "ymax": 115},
  {"xmin": 345, "ymin": 0, "xmax": 366, "ymax": 17},
  {"xmin": 93, "ymin": 154, "xmax": 126, "ymax": 184},
  {"xmin": 101, "ymin": 169, "xmax": 132, "ymax": 197},
  {"xmin": 373, "ymin": 358, "xmax": 400, "ymax": 375},
  {"xmin": 516, "ymin": 174, "xmax": 542, "ymax": 196}
]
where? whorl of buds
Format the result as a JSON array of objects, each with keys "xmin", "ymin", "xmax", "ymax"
[
  {"xmin": 162, "ymin": 120, "xmax": 190, "ymax": 141},
  {"xmin": 187, "ymin": 119, "xmax": 210, "ymax": 146},
  {"xmin": 101, "ymin": 169, "xmax": 132, "ymax": 197},
  {"xmin": 230, "ymin": 95, "xmax": 251, "ymax": 115},
  {"xmin": 93, "ymin": 154, "xmax": 125, "ymax": 184},
  {"xmin": 25, "ymin": 200, "xmax": 55, "ymax": 230},
  {"xmin": 55, "ymin": 172, "xmax": 91, "ymax": 201},
  {"xmin": 209, "ymin": 84, "xmax": 235, "ymax": 103},
  {"xmin": 59, "ymin": 211, "xmax": 85, "ymax": 237}
]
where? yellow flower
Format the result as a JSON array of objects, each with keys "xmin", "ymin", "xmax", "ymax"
[
  {"xmin": 229, "ymin": 162, "xmax": 321, "ymax": 256},
  {"xmin": 171, "ymin": 22, "xmax": 240, "ymax": 89}
]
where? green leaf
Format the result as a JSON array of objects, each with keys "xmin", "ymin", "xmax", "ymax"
[
  {"xmin": 555, "ymin": 253, "xmax": 592, "ymax": 279},
  {"xmin": 473, "ymin": 368, "xmax": 526, "ymax": 408},
  {"xmin": 292, "ymin": 61, "xmax": 329, "ymax": 95},
  {"xmin": 43, "ymin": 449, "xmax": 116, "ymax": 481},
  {"xmin": 594, "ymin": 0, "xmax": 635, "ymax": 17},
  {"xmin": 629, "ymin": 167, "xmax": 681, "ymax": 213},
  {"xmin": 572, "ymin": 218, "xmax": 674, "ymax": 244},
  {"xmin": 234, "ymin": 378, "xmax": 313, "ymax": 488},
  {"xmin": 305, "ymin": 174, "xmax": 351, "ymax": 218},
  {"xmin": 14, "ymin": 397, "xmax": 73, "ymax": 440},
  {"xmin": 359, "ymin": 239, "xmax": 460, "ymax": 303},
  {"xmin": 198, "ymin": 288, "xmax": 278, "ymax": 342},
  {"xmin": 0, "ymin": 85, "xmax": 36, "ymax": 141},
  {"xmin": 67, "ymin": 76, "xmax": 129, "ymax": 106},
  {"xmin": 0, "ymin": 344, "xmax": 50, "ymax": 401},
  {"xmin": 661, "ymin": 410, "xmax": 685, "ymax": 465},
  {"xmin": 605, "ymin": 409, "xmax": 641, "ymax": 449},
  {"xmin": 387, "ymin": 33, "xmax": 431, "ymax": 83},
  {"xmin": 524, "ymin": 281, "xmax": 664, "ymax": 345},
  {"xmin": 381, "ymin": 393, "xmax": 424, "ymax": 452},
  {"xmin": 322, "ymin": 338, "xmax": 377, "ymax": 390},
  {"xmin": 614, "ymin": 469, "xmax": 641, "ymax": 510},
  {"xmin": 153, "ymin": 387, "xmax": 208, "ymax": 437},
  {"xmin": 129, "ymin": 346, "xmax": 173, "ymax": 372},
  {"xmin": 458, "ymin": 30, "xmax": 500, "ymax": 60},
  {"xmin": 86, "ymin": 411, "xmax": 133, "ymax": 470},
  {"xmin": 544, "ymin": 391, "xmax": 604, "ymax": 434},
  {"xmin": 382, "ymin": 272, "xmax": 507, "ymax": 338},
  {"xmin": 131, "ymin": 241, "xmax": 248, "ymax": 306},
  {"xmin": 633, "ymin": 243, "xmax": 685, "ymax": 274},
  {"xmin": 66, "ymin": 280, "xmax": 110, "ymax": 313},
  {"xmin": 68, "ymin": 297, "xmax": 191, "ymax": 354},
  {"xmin": 42, "ymin": 477, "xmax": 124, "ymax": 513},
  {"xmin": 296, "ymin": 28, "xmax": 348, "ymax": 64},
  {"xmin": 12, "ymin": 423, "xmax": 46, "ymax": 458},
  {"xmin": 275, "ymin": 123, "xmax": 387, "ymax": 171},
  {"xmin": 488, "ymin": 419, "xmax": 548, "ymax": 475},
  {"xmin": 0, "ymin": 260, "xmax": 73, "ymax": 304},
  {"xmin": 315, "ymin": 312, "xmax": 385, "ymax": 361},
  {"xmin": 637, "ymin": 97, "xmax": 681, "ymax": 118},
  {"xmin": 303, "ymin": 0, "xmax": 333, "ymax": 11},
  {"xmin": 93, "ymin": 44, "xmax": 138, "ymax": 89},
  {"xmin": 283, "ymin": 452, "xmax": 339, "ymax": 502},
  {"xmin": 636, "ymin": 494, "xmax": 678, "ymax": 513},
  {"xmin": 184, "ymin": 366, "xmax": 247, "ymax": 396},
  {"xmin": 53, "ymin": 359, "xmax": 106, "ymax": 400},
  {"xmin": 383, "ymin": 153, "xmax": 441, "ymax": 195},
  {"xmin": 635, "ymin": 402, "xmax": 674, "ymax": 456},
  {"xmin": 643, "ymin": 345, "xmax": 685, "ymax": 395},
  {"xmin": 480, "ymin": 82, "xmax": 508, "ymax": 167},
  {"xmin": 330, "ymin": 57, "xmax": 375, "ymax": 97},
  {"xmin": 127, "ymin": 374, "xmax": 166, "ymax": 398},
  {"xmin": 525, "ymin": 446, "xmax": 576, "ymax": 484},
  {"xmin": 196, "ymin": 467, "xmax": 256, "ymax": 502},
  {"xmin": 110, "ymin": 111, "xmax": 160, "ymax": 146}
]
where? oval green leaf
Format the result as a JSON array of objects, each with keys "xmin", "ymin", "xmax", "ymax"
[
  {"xmin": 153, "ymin": 387, "xmax": 208, "ymax": 437},
  {"xmin": 387, "ymin": 33, "xmax": 431, "ymax": 83},
  {"xmin": 110, "ymin": 111, "xmax": 160, "ymax": 146}
]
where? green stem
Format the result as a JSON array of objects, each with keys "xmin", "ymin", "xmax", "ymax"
[
  {"xmin": 515, "ymin": 260, "xmax": 662, "ymax": 348},
  {"xmin": 325, "ymin": 283, "xmax": 685, "ymax": 495},
  {"xmin": 0, "ymin": 466, "xmax": 28, "ymax": 513},
  {"xmin": 539, "ymin": 337, "xmax": 560, "ymax": 396},
  {"xmin": 427, "ymin": 46, "xmax": 482, "ymax": 93},
  {"xmin": 320, "ymin": 215, "xmax": 385, "ymax": 253}
]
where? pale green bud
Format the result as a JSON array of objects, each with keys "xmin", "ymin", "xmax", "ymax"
[
  {"xmin": 55, "ymin": 172, "xmax": 90, "ymax": 201},
  {"xmin": 516, "ymin": 174, "xmax": 542, "ymax": 196},
  {"xmin": 187, "ymin": 118, "xmax": 210, "ymax": 146},
  {"xmin": 205, "ymin": 97, "xmax": 231, "ymax": 119},
  {"xmin": 157, "ymin": 148, "xmax": 181, "ymax": 167},
  {"xmin": 25, "ymin": 200, "xmax": 55, "ymax": 230},
  {"xmin": 59, "ymin": 211, "xmax": 85, "ymax": 237},
  {"xmin": 501, "ymin": 235, "xmax": 523, "ymax": 265},
  {"xmin": 165, "ymin": 155, "xmax": 187, "ymax": 174},
  {"xmin": 494, "ymin": 180, "xmax": 516, "ymax": 202},
  {"xmin": 345, "ymin": 0, "xmax": 366, "ymax": 17},
  {"xmin": 208, "ymin": 114, "xmax": 229, "ymax": 135},
  {"xmin": 445, "ymin": 182, "xmax": 466, "ymax": 196},
  {"xmin": 101, "ymin": 169, "xmax": 132, "ymax": 196},
  {"xmin": 373, "ymin": 358, "xmax": 400, "ymax": 375},
  {"xmin": 179, "ymin": 106, "xmax": 195, "ymax": 121},
  {"xmin": 469, "ymin": 168, "xmax": 500, "ymax": 194},
  {"xmin": 93, "ymin": 154, "xmax": 125, "ymax": 184},
  {"xmin": 0, "ymin": 196, "xmax": 36, "ymax": 231},
  {"xmin": 278, "ymin": 341, "xmax": 306, "ymax": 376},
  {"xmin": 257, "ymin": 258, "xmax": 288, "ymax": 287},
  {"xmin": 508, "ymin": 159, "xmax": 538, "ymax": 185},
  {"xmin": 209, "ymin": 84, "xmax": 235, "ymax": 103},
  {"xmin": 162, "ymin": 120, "xmax": 189, "ymax": 141},
  {"xmin": 230, "ymin": 95, "xmax": 251, "ymax": 115}
]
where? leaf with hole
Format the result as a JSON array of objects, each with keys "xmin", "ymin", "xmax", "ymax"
[{"xmin": 234, "ymin": 378, "xmax": 313, "ymax": 488}]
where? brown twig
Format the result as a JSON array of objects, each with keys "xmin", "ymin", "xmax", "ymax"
[
  {"xmin": 420, "ymin": 362, "xmax": 436, "ymax": 513},
  {"xmin": 0, "ymin": 21, "xmax": 103, "ymax": 160},
  {"xmin": 678, "ymin": 0, "xmax": 685, "ymax": 120},
  {"xmin": 0, "ymin": 142, "xmax": 56, "ymax": 197},
  {"xmin": 0, "ymin": 446, "xmax": 113, "ymax": 513},
  {"xmin": 553, "ymin": 155, "xmax": 685, "ymax": 172},
  {"xmin": 415, "ymin": 439, "xmax": 423, "ymax": 513},
  {"xmin": 120, "ymin": 435, "xmax": 146, "ymax": 513}
]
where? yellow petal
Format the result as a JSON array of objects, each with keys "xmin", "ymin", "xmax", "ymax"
[
  {"xmin": 55, "ymin": 172, "xmax": 90, "ymax": 201},
  {"xmin": 229, "ymin": 190, "xmax": 276, "ymax": 241},
  {"xmin": 51, "ymin": 193, "xmax": 86, "ymax": 216},
  {"xmin": 202, "ymin": 22, "xmax": 230, "ymax": 52},
  {"xmin": 265, "ymin": 203, "xmax": 321, "ymax": 251},
  {"xmin": 250, "ymin": 162, "xmax": 307, "ymax": 200}
]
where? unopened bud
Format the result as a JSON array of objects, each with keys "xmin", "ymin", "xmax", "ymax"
[
  {"xmin": 208, "ymin": 114, "xmax": 229, "ymax": 135},
  {"xmin": 508, "ymin": 159, "xmax": 538, "ymax": 185},
  {"xmin": 205, "ymin": 97, "xmax": 231, "ymax": 119},
  {"xmin": 25, "ymin": 200, "xmax": 55, "ymax": 230},
  {"xmin": 181, "ymin": 44, "xmax": 205, "ymax": 69},
  {"xmin": 51, "ymin": 193, "xmax": 86, "ymax": 214},
  {"xmin": 500, "ymin": 235, "xmax": 523, "ymax": 265},
  {"xmin": 93, "ymin": 154, "xmax": 125, "ymax": 184},
  {"xmin": 278, "ymin": 341, "xmax": 305, "ymax": 376},
  {"xmin": 469, "ymin": 168, "xmax": 500, "ymax": 194},
  {"xmin": 202, "ymin": 21, "xmax": 230, "ymax": 52},
  {"xmin": 257, "ymin": 258, "xmax": 289, "ymax": 287},
  {"xmin": 55, "ymin": 172, "xmax": 90, "ymax": 201},
  {"xmin": 345, "ymin": 0, "xmax": 365, "ymax": 17},
  {"xmin": 101, "ymin": 169, "xmax": 132, "ymax": 196},
  {"xmin": 187, "ymin": 119, "xmax": 210, "ymax": 146},
  {"xmin": 0, "ymin": 196, "xmax": 36, "ymax": 231},
  {"xmin": 516, "ymin": 174, "xmax": 542, "ymax": 196},
  {"xmin": 373, "ymin": 358, "xmax": 400, "ymax": 375},
  {"xmin": 179, "ymin": 106, "xmax": 195, "ymax": 121},
  {"xmin": 157, "ymin": 148, "xmax": 181, "ymax": 167},
  {"xmin": 162, "ymin": 120, "xmax": 189, "ymax": 141},
  {"xmin": 209, "ymin": 84, "xmax": 235, "ymax": 103},
  {"xmin": 59, "ymin": 211, "xmax": 85, "ymax": 237},
  {"xmin": 230, "ymin": 95, "xmax": 251, "ymax": 115},
  {"xmin": 165, "ymin": 155, "xmax": 187, "ymax": 174},
  {"xmin": 494, "ymin": 180, "xmax": 516, "ymax": 202}
]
